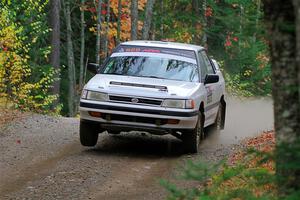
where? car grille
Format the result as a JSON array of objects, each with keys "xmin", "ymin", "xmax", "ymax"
[
  {"xmin": 109, "ymin": 95, "xmax": 162, "ymax": 106},
  {"xmin": 102, "ymin": 113, "xmax": 168, "ymax": 125}
]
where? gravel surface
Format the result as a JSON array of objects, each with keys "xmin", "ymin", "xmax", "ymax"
[{"xmin": 0, "ymin": 98, "xmax": 273, "ymax": 200}]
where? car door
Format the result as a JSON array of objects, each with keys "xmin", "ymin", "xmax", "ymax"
[{"xmin": 198, "ymin": 50, "xmax": 220, "ymax": 126}]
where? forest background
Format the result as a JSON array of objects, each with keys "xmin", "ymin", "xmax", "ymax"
[
  {"xmin": 0, "ymin": 0, "xmax": 270, "ymax": 116},
  {"xmin": 1, "ymin": 1, "xmax": 300, "ymax": 199}
]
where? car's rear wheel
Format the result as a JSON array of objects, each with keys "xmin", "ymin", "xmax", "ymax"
[
  {"xmin": 80, "ymin": 120, "xmax": 99, "ymax": 146},
  {"xmin": 182, "ymin": 112, "xmax": 204, "ymax": 153}
]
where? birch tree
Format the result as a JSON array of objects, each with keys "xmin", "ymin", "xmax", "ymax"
[
  {"xmin": 63, "ymin": 0, "xmax": 76, "ymax": 117},
  {"xmin": 141, "ymin": 0, "xmax": 155, "ymax": 40},
  {"xmin": 96, "ymin": 0, "xmax": 102, "ymax": 65},
  {"xmin": 117, "ymin": 0, "xmax": 121, "ymax": 44},
  {"xmin": 49, "ymin": 0, "xmax": 61, "ymax": 100},
  {"xmin": 104, "ymin": 0, "xmax": 111, "ymax": 57},
  {"xmin": 130, "ymin": 0, "xmax": 138, "ymax": 40},
  {"xmin": 79, "ymin": 0, "xmax": 85, "ymax": 91},
  {"xmin": 202, "ymin": 0, "xmax": 207, "ymax": 48}
]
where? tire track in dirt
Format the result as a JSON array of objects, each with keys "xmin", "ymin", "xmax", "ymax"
[
  {"xmin": 0, "ymin": 141, "xmax": 81, "ymax": 197},
  {"xmin": 89, "ymin": 156, "xmax": 178, "ymax": 200},
  {"xmin": 0, "ymin": 97, "xmax": 274, "ymax": 200}
]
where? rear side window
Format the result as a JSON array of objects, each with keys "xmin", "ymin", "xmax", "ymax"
[{"xmin": 198, "ymin": 51, "xmax": 215, "ymax": 81}]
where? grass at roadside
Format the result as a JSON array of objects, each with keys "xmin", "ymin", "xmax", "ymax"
[{"xmin": 162, "ymin": 131, "xmax": 281, "ymax": 200}]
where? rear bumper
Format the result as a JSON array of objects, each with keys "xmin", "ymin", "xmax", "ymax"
[{"xmin": 79, "ymin": 101, "xmax": 198, "ymax": 133}]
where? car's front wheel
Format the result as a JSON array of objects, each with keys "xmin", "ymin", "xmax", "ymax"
[
  {"xmin": 182, "ymin": 112, "xmax": 204, "ymax": 153},
  {"xmin": 80, "ymin": 120, "xmax": 99, "ymax": 146}
]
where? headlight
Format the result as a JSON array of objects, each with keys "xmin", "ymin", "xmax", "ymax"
[
  {"xmin": 81, "ymin": 90, "xmax": 108, "ymax": 102},
  {"xmin": 162, "ymin": 99, "xmax": 195, "ymax": 109}
]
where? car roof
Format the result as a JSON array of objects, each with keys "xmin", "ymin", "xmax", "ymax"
[{"xmin": 121, "ymin": 40, "xmax": 205, "ymax": 52}]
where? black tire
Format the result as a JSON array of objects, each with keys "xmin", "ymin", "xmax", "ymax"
[
  {"xmin": 182, "ymin": 112, "xmax": 204, "ymax": 153},
  {"xmin": 80, "ymin": 121, "xmax": 99, "ymax": 146},
  {"xmin": 211, "ymin": 103, "xmax": 223, "ymax": 134}
]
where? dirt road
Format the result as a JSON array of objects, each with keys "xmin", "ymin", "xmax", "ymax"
[{"xmin": 0, "ymin": 97, "xmax": 273, "ymax": 200}]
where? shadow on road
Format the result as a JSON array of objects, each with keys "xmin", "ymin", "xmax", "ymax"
[{"xmin": 83, "ymin": 133, "xmax": 185, "ymax": 158}]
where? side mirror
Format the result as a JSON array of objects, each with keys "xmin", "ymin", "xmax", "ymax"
[
  {"xmin": 87, "ymin": 63, "xmax": 99, "ymax": 74},
  {"xmin": 204, "ymin": 74, "xmax": 219, "ymax": 85}
]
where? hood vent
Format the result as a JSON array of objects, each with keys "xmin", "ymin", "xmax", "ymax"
[{"xmin": 110, "ymin": 81, "xmax": 168, "ymax": 92}]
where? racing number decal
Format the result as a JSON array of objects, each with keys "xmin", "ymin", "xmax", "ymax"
[{"xmin": 206, "ymin": 86, "xmax": 213, "ymax": 104}]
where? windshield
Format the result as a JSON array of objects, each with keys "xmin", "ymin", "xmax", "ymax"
[{"xmin": 101, "ymin": 56, "xmax": 199, "ymax": 82}]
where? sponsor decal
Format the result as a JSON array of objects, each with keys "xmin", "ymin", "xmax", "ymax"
[
  {"xmin": 206, "ymin": 86, "xmax": 213, "ymax": 104},
  {"xmin": 114, "ymin": 45, "xmax": 196, "ymax": 59}
]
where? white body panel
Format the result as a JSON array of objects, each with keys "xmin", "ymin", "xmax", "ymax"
[{"xmin": 79, "ymin": 41, "xmax": 226, "ymax": 135}]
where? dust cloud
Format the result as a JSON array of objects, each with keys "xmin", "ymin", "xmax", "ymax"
[{"xmin": 201, "ymin": 96, "xmax": 274, "ymax": 148}]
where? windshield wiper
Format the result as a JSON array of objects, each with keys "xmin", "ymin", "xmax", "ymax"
[
  {"xmin": 139, "ymin": 75, "xmax": 166, "ymax": 80},
  {"xmin": 103, "ymin": 73, "xmax": 123, "ymax": 75}
]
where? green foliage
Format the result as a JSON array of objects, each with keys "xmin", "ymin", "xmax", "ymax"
[
  {"xmin": 153, "ymin": 0, "xmax": 272, "ymax": 97},
  {"xmin": 275, "ymin": 138, "xmax": 300, "ymax": 195},
  {"xmin": 162, "ymin": 147, "xmax": 300, "ymax": 200},
  {"xmin": 0, "ymin": 0, "xmax": 59, "ymax": 113},
  {"xmin": 206, "ymin": 0, "xmax": 271, "ymax": 96}
]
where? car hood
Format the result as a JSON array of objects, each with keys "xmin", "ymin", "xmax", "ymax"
[{"xmin": 85, "ymin": 74, "xmax": 200, "ymax": 99}]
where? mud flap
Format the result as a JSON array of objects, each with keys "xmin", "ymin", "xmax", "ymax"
[{"xmin": 221, "ymin": 100, "xmax": 226, "ymax": 130}]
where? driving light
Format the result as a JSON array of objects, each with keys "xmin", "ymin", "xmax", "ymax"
[
  {"xmin": 89, "ymin": 111, "xmax": 102, "ymax": 117},
  {"xmin": 162, "ymin": 99, "xmax": 195, "ymax": 109}
]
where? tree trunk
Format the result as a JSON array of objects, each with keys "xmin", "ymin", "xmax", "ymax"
[
  {"xmin": 117, "ymin": 0, "xmax": 121, "ymax": 44},
  {"xmin": 96, "ymin": 0, "xmax": 103, "ymax": 65},
  {"xmin": 63, "ymin": 0, "xmax": 76, "ymax": 117},
  {"xmin": 263, "ymin": 0, "xmax": 300, "ymax": 193},
  {"xmin": 141, "ymin": 0, "xmax": 155, "ymax": 40},
  {"xmin": 104, "ymin": 0, "xmax": 111, "ymax": 58},
  {"xmin": 49, "ymin": 0, "xmax": 61, "ymax": 103},
  {"xmin": 293, "ymin": 0, "xmax": 300, "ymax": 107},
  {"xmin": 79, "ymin": 0, "xmax": 85, "ymax": 91},
  {"xmin": 130, "ymin": 0, "xmax": 138, "ymax": 40},
  {"xmin": 192, "ymin": 0, "xmax": 201, "ymax": 44},
  {"xmin": 159, "ymin": 0, "xmax": 163, "ymax": 39},
  {"xmin": 253, "ymin": 0, "xmax": 261, "ymax": 42},
  {"xmin": 202, "ymin": 0, "xmax": 207, "ymax": 48},
  {"xmin": 150, "ymin": 17, "xmax": 156, "ymax": 40}
]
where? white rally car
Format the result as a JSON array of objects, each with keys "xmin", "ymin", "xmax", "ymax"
[{"xmin": 79, "ymin": 41, "xmax": 226, "ymax": 153}]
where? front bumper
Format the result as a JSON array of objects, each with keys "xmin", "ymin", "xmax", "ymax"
[{"xmin": 79, "ymin": 100, "xmax": 198, "ymax": 134}]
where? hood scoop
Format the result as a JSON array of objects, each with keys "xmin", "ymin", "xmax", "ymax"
[{"xmin": 110, "ymin": 81, "xmax": 168, "ymax": 92}]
